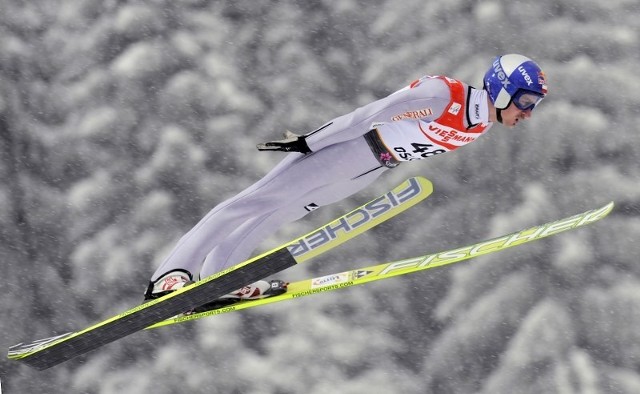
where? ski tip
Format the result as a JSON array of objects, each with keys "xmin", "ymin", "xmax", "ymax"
[
  {"xmin": 414, "ymin": 176, "xmax": 434, "ymax": 194},
  {"xmin": 390, "ymin": 176, "xmax": 433, "ymax": 200},
  {"xmin": 596, "ymin": 201, "xmax": 615, "ymax": 217}
]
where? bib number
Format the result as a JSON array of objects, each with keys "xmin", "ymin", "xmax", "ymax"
[{"xmin": 394, "ymin": 143, "xmax": 446, "ymax": 161}]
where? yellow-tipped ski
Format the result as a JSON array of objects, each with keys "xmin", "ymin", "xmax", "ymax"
[{"xmin": 149, "ymin": 201, "xmax": 614, "ymax": 329}]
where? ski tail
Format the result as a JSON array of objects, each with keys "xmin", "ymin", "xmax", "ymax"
[
  {"xmin": 148, "ymin": 201, "xmax": 614, "ymax": 329},
  {"xmin": 7, "ymin": 177, "xmax": 433, "ymax": 370}
]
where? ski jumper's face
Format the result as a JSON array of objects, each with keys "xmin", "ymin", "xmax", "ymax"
[{"xmin": 500, "ymin": 102, "xmax": 533, "ymax": 128}]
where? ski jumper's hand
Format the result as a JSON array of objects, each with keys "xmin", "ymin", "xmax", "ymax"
[{"xmin": 257, "ymin": 131, "xmax": 311, "ymax": 153}]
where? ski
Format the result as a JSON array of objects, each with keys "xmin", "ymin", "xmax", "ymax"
[
  {"xmin": 7, "ymin": 177, "xmax": 433, "ymax": 370},
  {"xmin": 148, "ymin": 201, "xmax": 615, "ymax": 329}
]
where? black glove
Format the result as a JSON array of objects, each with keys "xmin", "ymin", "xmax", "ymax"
[{"xmin": 256, "ymin": 131, "xmax": 311, "ymax": 154}]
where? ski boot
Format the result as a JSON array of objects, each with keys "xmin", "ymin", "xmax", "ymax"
[
  {"xmin": 144, "ymin": 271, "xmax": 287, "ymax": 313},
  {"xmin": 143, "ymin": 269, "xmax": 194, "ymax": 301},
  {"xmin": 193, "ymin": 279, "xmax": 288, "ymax": 312}
]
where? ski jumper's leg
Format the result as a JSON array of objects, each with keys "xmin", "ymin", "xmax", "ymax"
[
  {"xmin": 199, "ymin": 164, "xmax": 386, "ymax": 277},
  {"xmin": 151, "ymin": 136, "xmax": 385, "ymax": 281}
]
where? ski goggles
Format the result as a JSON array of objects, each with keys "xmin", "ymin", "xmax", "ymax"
[{"xmin": 512, "ymin": 89, "xmax": 545, "ymax": 111}]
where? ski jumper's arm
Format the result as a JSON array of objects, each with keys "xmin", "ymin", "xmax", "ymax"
[{"xmin": 304, "ymin": 77, "xmax": 453, "ymax": 152}]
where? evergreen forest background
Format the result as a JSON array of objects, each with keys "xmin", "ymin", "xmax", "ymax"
[{"xmin": 1, "ymin": 1, "xmax": 640, "ymax": 393}]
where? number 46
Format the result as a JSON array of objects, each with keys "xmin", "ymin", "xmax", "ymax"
[{"xmin": 395, "ymin": 143, "xmax": 445, "ymax": 160}]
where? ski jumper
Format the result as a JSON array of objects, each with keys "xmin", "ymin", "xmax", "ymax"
[{"xmin": 151, "ymin": 76, "xmax": 494, "ymax": 281}]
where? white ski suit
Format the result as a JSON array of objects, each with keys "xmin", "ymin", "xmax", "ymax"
[{"xmin": 151, "ymin": 76, "xmax": 493, "ymax": 281}]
